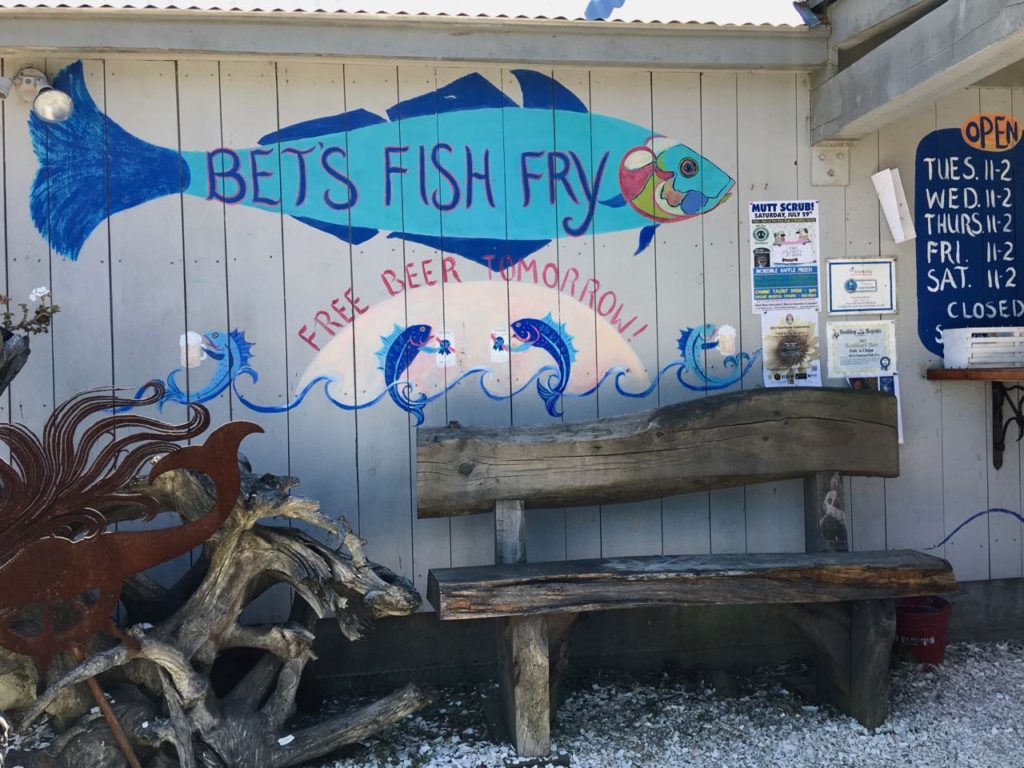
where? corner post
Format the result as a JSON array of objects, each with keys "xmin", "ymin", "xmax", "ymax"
[{"xmin": 494, "ymin": 499, "xmax": 550, "ymax": 757}]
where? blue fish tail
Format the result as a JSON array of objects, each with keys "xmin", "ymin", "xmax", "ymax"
[
  {"xmin": 30, "ymin": 62, "xmax": 189, "ymax": 260},
  {"xmin": 162, "ymin": 369, "xmax": 189, "ymax": 406},
  {"xmin": 389, "ymin": 383, "xmax": 427, "ymax": 425},
  {"xmin": 536, "ymin": 373, "xmax": 563, "ymax": 417}
]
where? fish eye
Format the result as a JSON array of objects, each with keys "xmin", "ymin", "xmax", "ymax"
[{"xmin": 679, "ymin": 158, "xmax": 699, "ymax": 178}]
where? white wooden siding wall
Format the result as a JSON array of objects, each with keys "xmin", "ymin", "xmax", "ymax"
[{"xmin": 0, "ymin": 56, "xmax": 1016, "ymax": 603}]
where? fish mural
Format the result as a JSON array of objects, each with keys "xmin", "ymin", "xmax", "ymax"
[
  {"xmin": 30, "ymin": 62, "xmax": 734, "ymax": 264},
  {"xmin": 157, "ymin": 329, "xmax": 255, "ymax": 407},
  {"xmin": 139, "ymin": 283, "xmax": 759, "ymax": 423},
  {"xmin": 510, "ymin": 315, "xmax": 578, "ymax": 417},
  {"xmin": 376, "ymin": 323, "xmax": 438, "ymax": 425}
]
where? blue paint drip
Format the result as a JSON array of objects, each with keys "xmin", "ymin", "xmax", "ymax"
[
  {"xmin": 584, "ymin": 0, "xmax": 626, "ymax": 20},
  {"xmin": 30, "ymin": 61, "xmax": 189, "ymax": 261},
  {"xmin": 927, "ymin": 508, "xmax": 1024, "ymax": 551}
]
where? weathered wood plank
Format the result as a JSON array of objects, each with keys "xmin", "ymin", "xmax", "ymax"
[
  {"xmin": 498, "ymin": 616, "xmax": 550, "ymax": 757},
  {"xmin": 495, "ymin": 499, "xmax": 526, "ymax": 566},
  {"xmin": 417, "ymin": 388, "xmax": 898, "ymax": 518},
  {"xmin": 427, "ymin": 550, "xmax": 955, "ymax": 620}
]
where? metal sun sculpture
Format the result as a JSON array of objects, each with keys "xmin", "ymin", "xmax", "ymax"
[{"xmin": 0, "ymin": 382, "xmax": 262, "ymax": 672}]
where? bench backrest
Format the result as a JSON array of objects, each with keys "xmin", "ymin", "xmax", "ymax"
[{"xmin": 416, "ymin": 388, "xmax": 898, "ymax": 520}]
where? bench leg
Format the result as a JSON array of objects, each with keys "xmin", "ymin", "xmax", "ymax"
[
  {"xmin": 498, "ymin": 615, "xmax": 550, "ymax": 757},
  {"xmin": 548, "ymin": 614, "xmax": 577, "ymax": 717},
  {"xmin": 847, "ymin": 599, "xmax": 896, "ymax": 728},
  {"xmin": 784, "ymin": 599, "xmax": 896, "ymax": 729}
]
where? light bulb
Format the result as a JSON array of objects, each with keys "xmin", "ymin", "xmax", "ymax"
[{"xmin": 33, "ymin": 88, "xmax": 74, "ymax": 123}]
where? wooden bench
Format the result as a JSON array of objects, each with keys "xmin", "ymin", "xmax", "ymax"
[{"xmin": 417, "ymin": 388, "xmax": 958, "ymax": 757}]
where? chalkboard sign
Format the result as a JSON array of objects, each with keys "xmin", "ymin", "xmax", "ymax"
[{"xmin": 915, "ymin": 113, "xmax": 1024, "ymax": 357}]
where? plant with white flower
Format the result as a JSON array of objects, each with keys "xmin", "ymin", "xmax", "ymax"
[{"xmin": 0, "ymin": 286, "xmax": 59, "ymax": 336}]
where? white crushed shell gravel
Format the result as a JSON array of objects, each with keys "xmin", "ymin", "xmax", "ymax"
[{"xmin": 310, "ymin": 641, "xmax": 1024, "ymax": 768}]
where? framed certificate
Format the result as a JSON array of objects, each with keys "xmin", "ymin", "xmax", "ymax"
[
  {"xmin": 827, "ymin": 320, "xmax": 897, "ymax": 378},
  {"xmin": 826, "ymin": 259, "xmax": 896, "ymax": 314}
]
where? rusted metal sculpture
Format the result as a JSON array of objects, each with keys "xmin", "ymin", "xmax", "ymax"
[{"xmin": 0, "ymin": 382, "xmax": 261, "ymax": 670}]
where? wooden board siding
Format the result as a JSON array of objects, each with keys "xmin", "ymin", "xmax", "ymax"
[{"xmin": 0, "ymin": 58, "xmax": 1013, "ymax": 619}]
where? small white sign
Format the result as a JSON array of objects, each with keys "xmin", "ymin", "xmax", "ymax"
[
  {"xmin": 489, "ymin": 328, "xmax": 510, "ymax": 363},
  {"xmin": 434, "ymin": 333, "xmax": 457, "ymax": 368},
  {"xmin": 827, "ymin": 259, "xmax": 896, "ymax": 314}
]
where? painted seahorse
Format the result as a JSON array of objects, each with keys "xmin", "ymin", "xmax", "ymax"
[
  {"xmin": 511, "ymin": 314, "xmax": 577, "ymax": 417},
  {"xmin": 376, "ymin": 323, "xmax": 434, "ymax": 425},
  {"xmin": 161, "ymin": 329, "xmax": 256, "ymax": 406}
]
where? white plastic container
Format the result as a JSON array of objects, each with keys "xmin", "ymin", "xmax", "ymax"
[{"xmin": 942, "ymin": 327, "xmax": 1024, "ymax": 368}]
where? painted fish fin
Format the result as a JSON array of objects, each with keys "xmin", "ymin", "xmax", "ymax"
[
  {"xmin": 635, "ymin": 224, "xmax": 658, "ymax": 255},
  {"xmin": 386, "ymin": 73, "xmax": 515, "ymax": 121},
  {"xmin": 293, "ymin": 216, "xmax": 378, "ymax": 245},
  {"xmin": 31, "ymin": 61, "xmax": 188, "ymax": 261},
  {"xmin": 600, "ymin": 193, "xmax": 628, "ymax": 208},
  {"xmin": 258, "ymin": 108, "xmax": 386, "ymax": 145},
  {"xmin": 386, "ymin": 232, "xmax": 549, "ymax": 268},
  {"xmin": 510, "ymin": 70, "xmax": 588, "ymax": 113}
]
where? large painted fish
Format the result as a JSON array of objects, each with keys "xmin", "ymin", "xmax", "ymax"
[{"xmin": 31, "ymin": 62, "xmax": 734, "ymax": 264}]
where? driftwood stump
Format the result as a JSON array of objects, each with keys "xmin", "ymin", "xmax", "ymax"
[
  {"xmin": 4, "ymin": 460, "xmax": 432, "ymax": 767},
  {"xmin": 0, "ymin": 332, "xmax": 31, "ymax": 400}
]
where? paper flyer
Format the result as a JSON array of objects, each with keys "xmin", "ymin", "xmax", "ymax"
[
  {"xmin": 750, "ymin": 200, "xmax": 820, "ymax": 312},
  {"xmin": 827, "ymin": 320, "xmax": 897, "ymax": 378},
  {"xmin": 761, "ymin": 309, "xmax": 821, "ymax": 388}
]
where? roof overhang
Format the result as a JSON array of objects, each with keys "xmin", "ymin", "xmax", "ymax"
[
  {"xmin": 812, "ymin": 0, "xmax": 1024, "ymax": 143},
  {"xmin": 0, "ymin": 8, "xmax": 828, "ymax": 70}
]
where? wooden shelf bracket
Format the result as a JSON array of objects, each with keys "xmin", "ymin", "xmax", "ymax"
[{"xmin": 926, "ymin": 369, "xmax": 1024, "ymax": 470}]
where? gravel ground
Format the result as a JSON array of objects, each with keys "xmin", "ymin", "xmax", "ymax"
[{"xmin": 309, "ymin": 641, "xmax": 1024, "ymax": 768}]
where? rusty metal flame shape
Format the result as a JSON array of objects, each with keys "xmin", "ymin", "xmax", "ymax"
[{"xmin": 0, "ymin": 381, "xmax": 262, "ymax": 670}]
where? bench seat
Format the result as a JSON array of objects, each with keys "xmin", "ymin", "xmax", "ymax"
[
  {"xmin": 416, "ymin": 390, "xmax": 947, "ymax": 756},
  {"xmin": 428, "ymin": 550, "xmax": 957, "ymax": 620}
]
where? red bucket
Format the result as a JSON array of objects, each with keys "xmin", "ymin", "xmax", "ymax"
[{"xmin": 895, "ymin": 596, "xmax": 952, "ymax": 665}]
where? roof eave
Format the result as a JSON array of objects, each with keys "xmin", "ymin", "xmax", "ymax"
[{"xmin": 0, "ymin": 8, "xmax": 828, "ymax": 70}]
